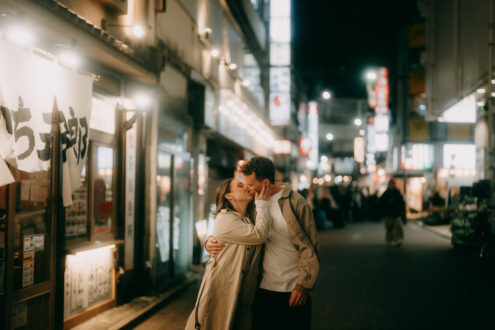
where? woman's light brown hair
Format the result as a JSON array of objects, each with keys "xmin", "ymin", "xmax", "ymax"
[
  {"xmin": 214, "ymin": 178, "xmax": 235, "ymax": 216},
  {"xmin": 213, "ymin": 178, "xmax": 255, "ymax": 219}
]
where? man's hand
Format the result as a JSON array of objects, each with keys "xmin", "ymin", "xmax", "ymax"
[
  {"xmin": 288, "ymin": 289, "xmax": 307, "ymax": 307},
  {"xmin": 255, "ymin": 180, "xmax": 271, "ymax": 201},
  {"xmin": 205, "ymin": 236, "xmax": 225, "ymax": 257}
]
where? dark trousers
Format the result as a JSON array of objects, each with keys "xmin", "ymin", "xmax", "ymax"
[{"xmin": 252, "ymin": 289, "xmax": 312, "ymax": 330}]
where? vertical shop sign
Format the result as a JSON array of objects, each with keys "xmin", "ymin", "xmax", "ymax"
[
  {"xmin": 0, "ymin": 39, "xmax": 94, "ymax": 205},
  {"xmin": 269, "ymin": 0, "xmax": 291, "ymax": 127},
  {"xmin": 308, "ymin": 102, "xmax": 319, "ymax": 167},
  {"xmin": 124, "ymin": 113, "xmax": 136, "ymax": 270},
  {"xmin": 374, "ymin": 67, "xmax": 389, "ymax": 114}
]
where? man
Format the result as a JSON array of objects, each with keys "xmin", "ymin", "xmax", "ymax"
[
  {"xmin": 206, "ymin": 157, "xmax": 319, "ymax": 330},
  {"xmin": 379, "ymin": 178, "xmax": 405, "ymax": 246}
]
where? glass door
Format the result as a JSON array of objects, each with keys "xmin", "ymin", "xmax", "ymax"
[
  {"xmin": 9, "ymin": 168, "xmax": 53, "ymax": 330},
  {"xmin": 173, "ymin": 154, "xmax": 192, "ymax": 275},
  {"xmin": 155, "ymin": 151, "xmax": 172, "ymax": 288}
]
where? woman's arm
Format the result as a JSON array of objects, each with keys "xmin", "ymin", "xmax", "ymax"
[{"xmin": 214, "ymin": 201, "xmax": 272, "ymax": 245}]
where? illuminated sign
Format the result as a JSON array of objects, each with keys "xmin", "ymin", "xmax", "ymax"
[
  {"xmin": 270, "ymin": 43, "xmax": 291, "ymax": 66},
  {"xmin": 375, "ymin": 133, "xmax": 389, "ymax": 152},
  {"xmin": 374, "ymin": 114, "xmax": 389, "ymax": 132},
  {"xmin": 308, "ymin": 102, "xmax": 319, "ymax": 165},
  {"xmin": 269, "ymin": 0, "xmax": 291, "ymax": 126},
  {"xmin": 270, "ymin": 67, "xmax": 291, "ymax": 92},
  {"xmin": 443, "ymin": 144, "xmax": 475, "ymax": 169},
  {"xmin": 299, "ymin": 137, "xmax": 311, "ymax": 156},
  {"xmin": 270, "ymin": 0, "xmax": 291, "ymax": 17},
  {"xmin": 270, "ymin": 17, "xmax": 291, "ymax": 42},
  {"xmin": 354, "ymin": 137, "xmax": 365, "ymax": 163},
  {"xmin": 401, "ymin": 143, "xmax": 434, "ymax": 170},
  {"xmin": 441, "ymin": 94, "xmax": 476, "ymax": 123},
  {"xmin": 269, "ymin": 92, "xmax": 291, "ymax": 126},
  {"xmin": 274, "ymin": 140, "xmax": 292, "ymax": 154},
  {"xmin": 374, "ymin": 67, "xmax": 389, "ymax": 114}
]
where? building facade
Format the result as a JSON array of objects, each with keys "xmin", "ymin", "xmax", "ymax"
[{"xmin": 0, "ymin": 0, "xmax": 281, "ymax": 328}]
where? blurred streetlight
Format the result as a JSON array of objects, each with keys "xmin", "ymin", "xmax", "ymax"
[
  {"xmin": 365, "ymin": 70, "xmax": 377, "ymax": 81},
  {"xmin": 322, "ymin": 90, "xmax": 331, "ymax": 100},
  {"xmin": 359, "ymin": 129, "xmax": 365, "ymax": 136},
  {"xmin": 132, "ymin": 25, "xmax": 146, "ymax": 38},
  {"xmin": 354, "ymin": 118, "xmax": 362, "ymax": 126},
  {"xmin": 326, "ymin": 133, "xmax": 334, "ymax": 141},
  {"xmin": 211, "ymin": 49, "xmax": 220, "ymax": 58}
]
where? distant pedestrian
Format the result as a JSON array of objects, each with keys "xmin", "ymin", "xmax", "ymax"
[{"xmin": 379, "ymin": 179, "xmax": 405, "ymax": 246}]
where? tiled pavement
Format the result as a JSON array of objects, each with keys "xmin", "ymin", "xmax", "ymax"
[{"xmin": 136, "ymin": 221, "xmax": 495, "ymax": 330}]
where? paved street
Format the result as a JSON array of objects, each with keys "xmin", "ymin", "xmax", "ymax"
[{"xmin": 136, "ymin": 222, "xmax": 495, "ymax": 330}]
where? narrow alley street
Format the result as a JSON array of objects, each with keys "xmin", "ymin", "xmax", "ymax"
[{"xmin": 136, "ymin": 221, "xmax": 495, "ymax": 330}]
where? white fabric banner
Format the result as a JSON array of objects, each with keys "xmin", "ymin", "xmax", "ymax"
[{"xmin": 0, "ymin": 39, "xmax": 93, "ymax": 205}]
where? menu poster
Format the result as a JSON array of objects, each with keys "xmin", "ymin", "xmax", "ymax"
[
  {"xmin": 23, "ymin": 234, "xmax": 45, "ymax": 253},
  {"xmin": 22, "ymin": 252, "xmax": 35, "ymax": 287},
  {"xmin": 12, "ymin": 302, "xmax": 28, "ymax": 328},
  {"xmin": 65, "ymin": 185, "xmax": 88, "ymax": 239},
  {"xmin": 64, "ymin": 247, "xmax": 113, "ymax": 319}
]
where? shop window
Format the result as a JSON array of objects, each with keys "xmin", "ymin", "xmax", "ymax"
[
  {"xmin": 92, "ymin": 144, "xmax": 115, "ymax": 240},
  {"xmin": 11, "ymin": 293, "xmax": 50, "ymax": 330},
  {"xmin": 156, "ymin": 151, "xmax": 172, "ymax": 284},
  {"xmin": 13, "ymin": 170, "xmax": 52, "ymax": 290},
  {"xmin": 65, "ymin": 162, "xmax": 88, "ymax": 241},
  {"xmin": 173, "ymin": 156, "xmax": 192, "ymax": 273}
]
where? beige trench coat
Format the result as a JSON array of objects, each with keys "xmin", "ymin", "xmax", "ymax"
[{"xmin": 185, "ymin": 200, "xmax": 271, "ymax": 330}]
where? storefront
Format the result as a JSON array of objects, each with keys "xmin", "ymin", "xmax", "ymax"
[{"xmin": 0, "ymin": 18, "xmax": 151, "ymax": 329}]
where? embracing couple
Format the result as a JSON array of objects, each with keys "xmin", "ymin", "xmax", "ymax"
[{"xmin": 185, "ymin": 157, "xmax": 320, "ymax": 330}]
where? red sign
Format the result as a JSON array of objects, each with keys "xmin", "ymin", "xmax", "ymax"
[
  {"xmin": 299, "ymin": 137, "xmax": 311, "ymax": 156},
  {"xmin": 374, "ymin": 67, "xmax": 389, "ymax": 114}
]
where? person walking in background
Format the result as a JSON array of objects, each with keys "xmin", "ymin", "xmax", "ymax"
[
  {"xmin": 379, "ymin": 179, "xmax": 405, "ymax": 247},
  {"xmin": 206, "ymin": 157, "xmax": 319, "ymax": 330}
]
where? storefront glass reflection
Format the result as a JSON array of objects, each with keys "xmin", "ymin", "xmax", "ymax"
[
  {"xmin": 92, "ymin": 145, "xmax": 114, "ymax": 237},
  {"xmin": 173, "ymin": 155, "xmax": 191, "ymax": 273},
  {"xmin": 14, "ymin": 170, "xmax": 51, "ymax": 290},
  {"xmin": 156, "ymin": 151, "xmax": 172, "ymax": 284}
]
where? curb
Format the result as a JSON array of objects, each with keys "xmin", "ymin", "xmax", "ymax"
[
  {"xmin": 73, "ymin": 271, "xmax": 202, "ymax": 330},
  {"xmin": 114, "ymin": 273, "xmax": 201, "ymax": 330},
  {"xmin": 411, "ymin": 220, "xmax": 451, "ymax": 241}
]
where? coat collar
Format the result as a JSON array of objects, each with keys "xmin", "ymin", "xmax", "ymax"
[{"xmin": 278, "ymin": 182, "xmax": 292, "ymax": 198}]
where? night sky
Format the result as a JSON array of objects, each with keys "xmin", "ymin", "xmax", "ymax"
[{"xmin": 292, "ymin": 0, "xmax": 421, "ymax": 101}]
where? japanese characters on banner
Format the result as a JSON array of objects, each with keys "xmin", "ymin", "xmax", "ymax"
[{"xmin": 0, "ymin": 39, "xmax": 93, "ymax": 205}]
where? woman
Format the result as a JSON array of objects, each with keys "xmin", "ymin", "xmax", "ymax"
[{"xmin": 185, "ymin": 178, "xmax": 272, "ymax": 330}]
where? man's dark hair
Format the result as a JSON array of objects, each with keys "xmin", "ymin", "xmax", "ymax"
[{"xmin": 241, "ymin": 157, "xmax": 275, "ymax": 183}]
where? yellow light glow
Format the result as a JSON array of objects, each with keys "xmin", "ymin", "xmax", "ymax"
[
  {"xmin": 211, "ymin": 49, "xmax": 220, "ymax": 58},
  {"xmin": 74, "ymin": 244, "xmax": 115, "ymax": 257},
  {"xmin": 132, "ymin": 25, "xmax": 145, "ymax": 38}
]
